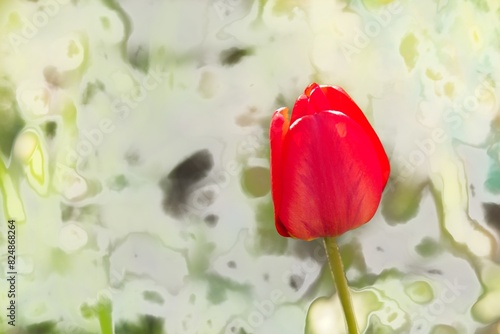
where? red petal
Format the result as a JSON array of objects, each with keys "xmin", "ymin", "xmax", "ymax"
[
  {"xmin": 290, "ymin": 94, "xmax": 310, "ymax": 125},
  {"xmin": 290, "ymin": 83, "xmax": 325, "ymax": 125},
  {"xmin": 278, "ymin": 111, "xmax": 385, "ymax": 240},
  {"xmin": 308, "ymin": 84, "xmax": 331, "ymax": 113},
  {"xmin": 304, "ymin": 82, "xmax": 319, "ymax": 97},
  {"xmin": 269, "ymin": 107, "xmax": 291, "ymax": 237},
  {"xmin": 309, "ymin": 85, "xmax": 390, "ymax": 185}
]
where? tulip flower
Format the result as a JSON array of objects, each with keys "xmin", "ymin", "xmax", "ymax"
[
  {"xmin": 269, "ymin": 83, "xmax": 390, "ymax": 334},
  {"xmin": 269, "ymin": 83, "xmax": 390, "ymax": 241}
]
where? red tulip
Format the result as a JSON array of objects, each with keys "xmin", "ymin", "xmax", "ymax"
[{"xmin": 269, "ymin": 83, "xmax": 390, "ymax": 240}]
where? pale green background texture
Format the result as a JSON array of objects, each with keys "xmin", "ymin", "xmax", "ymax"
[{"xmin": 1, "ymin": 0, "xmax": 500, "ymax": 333}]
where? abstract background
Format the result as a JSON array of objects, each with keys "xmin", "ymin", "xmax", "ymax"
[{"xmin": 1, "ymin": 0, "xmax": 500, "ymax": 333}]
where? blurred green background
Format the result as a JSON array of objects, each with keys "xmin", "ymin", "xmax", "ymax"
[{"xmin": 1, "ymin": 0, "xmax": 500, "ymax": 333}]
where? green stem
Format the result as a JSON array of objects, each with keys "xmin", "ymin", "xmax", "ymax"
[
  {"xmin": 96, "ymin": 297, "xmax": 113, "ymax": 334},
  {"xmin": 323, "ymin": 237, "xmax": 359, "ymax": 334}
]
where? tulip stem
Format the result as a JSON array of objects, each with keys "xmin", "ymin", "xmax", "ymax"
[{"xmin": 323, "ymin": 237, "xmax": 359, "ymax": 334}]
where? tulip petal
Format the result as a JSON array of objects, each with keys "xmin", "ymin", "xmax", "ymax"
[
  {"xmin": 269, "ymin": 107, "xmax": 291, "ymax": 237},
  {"xmin": 309, "ymin": 85, "xmax": 390, "ymax": 185},
  {"xmin": 290, "ymin": 94, "xmax": 310, "ymax": 125},
  {"xmin": 308, "ymin": 84, "xmax": 331, "ymax": 113},
  {"xmin": 278, "ymin": 110, "xmax": 385, "ymax": 240},
  {"xmin": 290, "ymin": 83, "xmax": 323, "ymax": 125},
  {"xmin": 304, "ymin": 82, "xmax": 320, "ymax": 97}
]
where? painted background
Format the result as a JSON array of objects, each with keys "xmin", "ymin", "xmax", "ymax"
[{"xmin": 1, "ymin": 0, "xmax": 500, "ymax": 333}]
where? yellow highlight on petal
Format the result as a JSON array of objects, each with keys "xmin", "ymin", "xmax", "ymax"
[
  {"xmin": 0, "ymin": 172, "xmax": 26, "ymax": 223},
  {"xmin": 14, "ymin": 130, "xmax": 38, "ymax": 163},
  {"xmin": 277, "ymin": 107, "xmax": 290, "ymax": 139},
  {"xmin": 14, "ymin": 130, "xmax": 49, "ymax": 195}
]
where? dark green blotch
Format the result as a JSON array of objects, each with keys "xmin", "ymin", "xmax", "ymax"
[
  {"xmin": 81, "ymin": 80, "xmax": 104, "ymax": 105},
  {"xmin": 415, "ymin": 237, "xmax": 442, "ymax": 257},
  {"xmin": 26, "ymin": 321, "xmax": 57, "ymax": 333},
  {"xmin": 0, "ymin": 83, "xmax": 25, "ymax": 157},
  {"xmin": 61, "ymin": 204, "xmax": 74, "ymax": 221},
  {"xmin": 339, "ymin": 239, "xmax": 367, "ymax": 273},
  {"xmin": 166, "ymin": 149, "xmax": 213, "ymax": 182},
  {"xmin": 381, "ymin": 180, "xmax": 427, "ymax": 224},
  {"xmin": 427, "ymin": 269, "xmax": 443, "ymax": 275},
  {"xmin": 220, "ymin": 47, "xmax": 253, "ymax": 66},
  {"xmin": 205, "ymin": 273, "xmax": 250, "ymax": 306},
  {"xmin": 241, "ymin": 166, "xmax": 270, "ymax": 198},
  {"xmin": 289, "ymin": 274, "xmax": 303, "ymax": 291},
  {"xmin": 204, "ymin": 214, "xmax": 218, "ymax": 227},
  {"xmin": 115, "ymin": 315, "xmax": 164, "ymax": 334},
  {"xmin": 160, "ymin": 149, "xmax": 213, "ymax": 217},
  {"xmin": 129, "ymin": 46, "xmax": 150, "ymax": 73},
  {"xmin": 251, "ymin": 201, "xmax": 288, "ymax": 255},
  {"xmin": 206, "ymin": 275, "xmax": 230, "ymax": 305},
  {"xmin": 45, "ymin": 121, "xmax": 57, "ymax": 139},
  {"xmin": 483, "ymin": 202, "xmax": 500, "ymax": 230},
  {"xmin": 228, "ymin": 326, "xmax": 250, "ymax": 334},
  {"xmin": 143, "ymin": 290, "xmax": 164, "ymax": 305}
]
